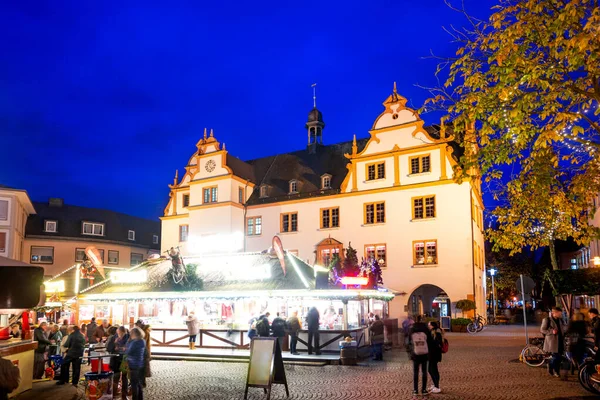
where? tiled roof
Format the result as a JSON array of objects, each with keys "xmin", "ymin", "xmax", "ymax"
[{"xmin": 27, "ymin": 201, "xmax": 161, "ymax": 250}]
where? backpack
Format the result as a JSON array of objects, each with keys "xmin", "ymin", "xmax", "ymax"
[
  {"xmin": 256, "ymin": 319, "xmax": 269, "ymax": 336},
  {"xmin": 411, "ymin": 332, "xmax": 429, "ymax": 356},
  {"xmin": 441, "ymin": 338, "xmax": 449, "ymax": 354}
]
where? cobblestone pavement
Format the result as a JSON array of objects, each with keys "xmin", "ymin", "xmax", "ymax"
[{"xmin": 17, "ymin": 326, "xmax": 597, "ymax": 400}]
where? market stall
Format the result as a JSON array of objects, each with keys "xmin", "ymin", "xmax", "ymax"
[{"xmin": 76, "ymin": 251, "xmax": 394, "ymax": 353}]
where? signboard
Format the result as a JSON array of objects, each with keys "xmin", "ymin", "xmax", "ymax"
[
  {"xmin": 244, "ymin": 337, "xmax": 289, "ymax": 400},
  {"xmin": 44, "ymin": 280, "xmax": 65, "ymax": 293}
]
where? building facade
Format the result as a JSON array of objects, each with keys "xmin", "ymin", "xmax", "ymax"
[
  {"xmin": 25, "ymin": 198, "xmax": 161, "ymax": 279},
  {"xmin": 161, "ymin": 86, "xmax": 487, "ymax": 319},
  {"xmin": 0, "ymin": 185, "xmax": 36, "ymax": 261}
]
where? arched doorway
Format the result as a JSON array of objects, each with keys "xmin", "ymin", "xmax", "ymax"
[{"xmin": 407, "ymin": 284, "xmax": 451, "ymax": 319}]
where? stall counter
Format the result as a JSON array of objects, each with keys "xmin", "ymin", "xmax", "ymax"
[{"xmin": 0, "ymin": 339, "xmax": 37, "ymax": 398}]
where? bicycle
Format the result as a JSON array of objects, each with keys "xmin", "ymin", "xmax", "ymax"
[
  {"xmin": 521, "ymin": 337, "xmax": 551, "ymax": 367},
  {"xmin": 467, "ymin": 314, "xmax": 486, "ymax": 334},
  {"xmin": 578, "ymin": 357, "xmax": 600, "ymax": 395}
]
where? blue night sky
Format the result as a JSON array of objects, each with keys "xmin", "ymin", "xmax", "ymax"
[{"xmin": 0, "ymin": 1, "xmax": 494, "ymax": 220}]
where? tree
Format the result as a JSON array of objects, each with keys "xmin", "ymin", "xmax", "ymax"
[
  {"xmin": 425, "ymin": 0, "xmax": 600, "ymax": 264},
  {"xmin": 342, "ymin": 243, "xmax": 360, "ymax": 277},
  {"xmin": 455, "ymin": 299, "xmax": 476, "ymax": 318}
]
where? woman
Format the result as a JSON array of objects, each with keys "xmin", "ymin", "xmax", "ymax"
[
  {"xmin": 185, "ymin": 312, "xmax": 199, "ymax": 350},
  {"xmin": 80, "ymin": 324, "xmax": 87, "ymax": 343},
  {"xmin": 107, "ymin": 326, "xmax": 129, "ymax": 400},
  {"xmin": 427, "ymin": 321, "xmax": 443, "ymax": 394},
  {"xmin": 135, "ymin": 320, "xmax": 152, "ymax": 387},
  {"xmin": 125, "ymin": 327, "xmax": 146, "ymax": 400}
]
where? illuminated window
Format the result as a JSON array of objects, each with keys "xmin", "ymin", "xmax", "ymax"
[
  {"xmin": 203, "ymin": 187, "xmax": 218, "ymax": 203},
  {"xmin": 320, "ymin": 248, "xmax": 341, "ymax": 266},
  {"xmin": 182, "ymin": 194, "xmax": 190, "ymax": 207},
  {"xmin": 289, "ymin": 180, "xmax": 298, "ymax": 194},
  {"xmin": 246, "ymin": 217, "xmax": 262, "ymax": 236},
  {"xmin": 321, "ymin": 207, "xmax": 340, "ymax": 228},
  {"xmin": 75, "ymin": 248, "xmax": 85, "ymax": 262},
  {"xmin": 321, "ymin": 175, "xmax": 331, "ymax": 189},
  {"xmin": 131, "ymin": 253, "xmax": 143, "ymax": 266},
  {"xmin": 82, "ymin": 222, "xmax": 104, "ymax": 236},
  {"xmin": 364, "ymin": 202, "xmax": 385, "ymax": 224},
  {"xmin": 413, "ymin": 240, "xmax": 438, "ymax": 265},
  {"xmin": 366, "ymin": 162, "xmax": 385, "ymax": 181},
  {"xmin": 281, "ymin": 212, "xmax": 298, "ymax": 232},
  {"xmin": 365, "ymin": 244, "xmax": 386, "ymax": 268},
  {"xmin": 153, "ymin": 235, "xmax": 159, "ymax": 244},
  {"xmin": 409, "ymin": 155, "xmax": 431, "ymax": 174},
  {"xmin": 412, "ymin": 196, "xmax": 435, "ymax": 219},
  {"xmin": 108, "ymin": 250, "xmax": 119, "ymax": 264},
  {"xmin": 179, "ymin": 225, "xmax": 189, "ymax": 242},
  {"xmin": 260, "ymin": 185, "xmax": 268, "ymax": 198},
  {"xmin": 238, "ymin": 188, "xmax": 244, "ymax": 203},
  {"xmin": 44, "ymin": 220, "xmax": 57, "ymax": 233}
]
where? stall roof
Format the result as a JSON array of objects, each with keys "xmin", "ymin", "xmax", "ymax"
[{"xmin": 80, "ymin": 251, "xmax": 316, "ymax": 296}]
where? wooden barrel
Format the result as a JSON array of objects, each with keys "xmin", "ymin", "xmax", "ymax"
[{"xmin": 340, "ymin": 347, "xmax": 357, "ymax": 366}]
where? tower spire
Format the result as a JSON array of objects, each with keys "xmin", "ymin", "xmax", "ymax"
[
  {"xmin": 173, "ymin": 170, "xmax": 179, "ymax": 185},
  {"xmin": 203, "ymin": 128, "xmax": 207, "ymax": 140},
  {"xmin": 393, "ymin": 81, "xmax": 397, "ymax": 94},
  {"xmin": 311, "ymin": 83, "xmax": 317, "ymax": 108}
]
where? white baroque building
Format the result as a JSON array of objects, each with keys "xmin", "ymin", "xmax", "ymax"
[{"xmin": 161, "ymin": 85, "xmax": 487, "ymax": 319}]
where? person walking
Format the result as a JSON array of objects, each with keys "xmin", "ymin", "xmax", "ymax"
[
  {"xmin": 86, "ymin": 318, "xmax": 97, "ymax": 344},
  {"xmin": 33, "ymin": 322, "xmax": 51, "ymax": 379},
  {"xmin": 57, "ymin": 325, "xmax": 86, "ymax": 386},
  {"xmin": 126, "ymin": 327, "xmax": 147, "ymax": 400},
  {"xmin": 286, "ymin": 311, "xmax": 302, "ymax": 355},
  {"xmin": 369, "ymin": 315, "xmax": 385, "ymax": 361},
  {"xmin": 541, "ymin": 306, "xmax": 565, "ymax": 377},
  {"xmin": 271, "ymin": 313, "xmax": 287, "ymax": 350},
  {"xmin": 306, "ymin": 307, "xmax": 321, "ymax": 355},
  {"xmin": 589, "ymin": 308, "xmax": 600, "ymax": 351},
  {"xmin": 185, "ymin": 312, "xmax": 199, "ymax": 350},
  {"xmin": 427, "ymin": 321, "xmax": 444, "ymax": 393},
  {"xmin": 107, "ymin": 326, "xmax": 129, "ymax": 399},
  {"xmin": 409, "ymin": 316, "xmax": 432, "ymax": 398}
]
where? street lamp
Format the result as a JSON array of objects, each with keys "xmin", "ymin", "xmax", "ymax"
[{"xmin": 489, "ymin": 268, "xmax": 497, "ymax": 321}]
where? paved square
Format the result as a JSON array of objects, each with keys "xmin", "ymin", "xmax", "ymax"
[{"xmin": 17, "ymin": 326, "xmax": 597, "ymax": 399}]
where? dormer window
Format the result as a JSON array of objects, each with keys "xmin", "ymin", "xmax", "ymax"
[
  {"xmin": 289, "ymin": 180, "xmax": 298, "ymax": 194},
  {"xmin": 128, "ymin": 230, "xmax": 135, "ymax": 241},
  {"xmin": 321, "ymin": 174, "xmax": 332, "ymax": 189},
  {"xmin": 44, "ymin": 220, "xmax": 57, "ymax": 233},
  {"xmin": 260, "ymin": 185, "xmax": 268, "ymax": 198}
]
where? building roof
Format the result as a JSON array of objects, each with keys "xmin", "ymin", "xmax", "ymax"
[
  {"xmin": 0, "ymin": 185, "xmax": 36, "ymax": 214},
  {"xmin": 221, "ymin": 123, "xmax": 462, "ymax": 205},
  {"xmin": 27, "ymin": 201, "xmax": 161, "ymax": 250},
  {"xmin": 80, "ymin": 251, "xmax": 316, "ymax": 297}
]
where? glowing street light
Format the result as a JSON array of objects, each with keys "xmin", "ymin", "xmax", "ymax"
[{"xmin": 488, "ymin": 268, "xmax": 497, "ymax": 320}]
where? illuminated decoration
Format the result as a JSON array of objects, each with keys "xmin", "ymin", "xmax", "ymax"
[
  {"xmin": 44, "ymin": 280, "xmax": 65, "ymax": 293},
  {"xmin": 185, "ymin": 254, "xmax": 272, "ymax": 281},
  {"xmin": 287, "ymin": 253, "xmax": 311, "ymax": 289},
  {"xmin": 188, "ymin": 232, "xmax": 244, "ymax": 255},
  {"xmin": 594, "ymin": 256, "xmax": 600, "ymax": 266},
  {"xmin": 85, "ymin": 246, "xmax": 105, "ymax": 279},
  {"xmin": 111, "ymin": 270, "xmax": 148, "ymax": 284},
  {"xmin": 80, "ymin": 288, "xmax": 395, "ymax": 302},
  {"xmin": 341, "ymin": 276, "xmax": 369, "ymax": 286},
  {"xmin": 272, "ymin": 236, "xmax": 286, "ymax": 276}
]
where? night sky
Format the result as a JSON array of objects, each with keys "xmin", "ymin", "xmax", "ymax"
[{"xmin": 1, "ymin": 1, "xmax": 494, "ymax": 220}]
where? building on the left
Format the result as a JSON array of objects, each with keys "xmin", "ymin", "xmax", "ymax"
[{"xmin": 0, "ymin": 185, "xmax": 36, "ymax": 261}]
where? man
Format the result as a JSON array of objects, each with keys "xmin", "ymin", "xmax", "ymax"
[
  {"xmin": 541, "ymin": 306, "xmax": 564, "ymax": 377},
  {"xmin": 287, "ymin": 311, "xmax": 302, "ymax": 355},
  {"xmin": 255, "ymin": 313, "xmax": 271, "ymax": 338},
  {"xmin": 94, "ymin": 319, "xmax": 111, "ymax": 343},
  {"xmin": 369, "ymin": 315, "xmax": 385, "ymax": 361},
  {"xmin": 57, "ymin": 325, "xmax": 86, "ymax": 387},
  {"xmin": 271, "ymin": 313, "xmax": 287, "ymax": 350},
  {"xmin": 589, "ymin": 308, "xmax": 600, "ymax": 351},
  {"xmin": 33, "ymin": 322, "xmax": 51, "ymax": 379},
  {"xmin": 306, "ymin": 307, "xmax": 321, "ymax": 355},
  {"xmin": 59, "ymin": 319, "xmax": 69, "ymax": 337},
  {"xmin": 409, "ymin": 316, "xmax": 432, "ymax": 397},
  {"xmin": 9, "ymin": 324, "xmax": 21, "ymax": 339},
  {"xmin": 86, "ymin": 318, "xmax": 98, "ymax": 344}
]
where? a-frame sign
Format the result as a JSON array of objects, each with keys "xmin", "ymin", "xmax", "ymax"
[{"xmin": 244, "ymin": 337, "xmax": 289, "ymax": 400}]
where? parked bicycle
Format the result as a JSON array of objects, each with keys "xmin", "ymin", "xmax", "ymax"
[
  {"xmin": 467, "ymin": 314, "xmax": 486, "ymax": 334},
  {"xmin": 578, "ymin": 357, "xmax": 600, "ymax": 395},
  {"xmin": 521, "ymin": 336, "xmax": 596, "ymax": 370}
]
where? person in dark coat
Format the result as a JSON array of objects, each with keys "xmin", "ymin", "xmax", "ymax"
[
  {"xmin": 126, "ymin": 327, "xmax": 147, "ymax": 400},
  {"xmin": 589, "ymin": 308, "xmax": 600, "ymax": 350},
  {"xmin": 59, "ymin": 320, "xmax": 69, "ymax": 337},
  {"xmin": 256, "ymin": 313, "xmax": 271, "ymax": 338},
  {"xmin": 409, "ymin": 316, "xmax": 433, "ymax": 397},
  {"xmin": 0, "ymin": 356, "xmax": 20, "ymax": 400},
  {"xmin": 9, "ymin": 324, "xmax": 20, "ymax": 339},
  {"xmin": 306, "ymin": 307, "xmax": 321, "ymax": 355},
  {"xmin": 86, "ymin": 318, "xmax": 97, "ymax": 344},
  {"xmin": 107, "ymin": 326, "xmax": 129, "ymax": 399},
  {"xmin": 286, "ymin": 311, "xmax": 302, "ymax": 355},
  {"xmin": 33, "ymin": 322, "xmax": 51, "ymax": 379},
  {"xmin": 565, "ymin": 312, "xmax": 589, "ymax": 369},
  {"xmin": 57, "ymin": 325, "xmax": 86, "ymax": 386},
  {"xmin": 427, "ymin": 321, "xmax": 444, "ymax": 393},
  {"xmin": 271, "ymin": 313, "xmax": 287, "ymax": 349},
  {"xmin": 369, "ymin": 315, "xmax": 385, "ymax": 361}
]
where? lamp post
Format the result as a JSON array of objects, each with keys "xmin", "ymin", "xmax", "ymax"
[{"xmin": 489, "ymin": 268, "xmax": 497, "ymax": 320}]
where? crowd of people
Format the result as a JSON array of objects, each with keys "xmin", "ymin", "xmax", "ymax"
[{"xmin": 26, "ymin": 317, "xmax": 152, "ymax": 400}]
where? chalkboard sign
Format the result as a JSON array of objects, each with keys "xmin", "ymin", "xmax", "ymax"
[
  {"xmin": 244, "ymin": 338, "xmax": 289, "ymax": 400},
  {"xmin": 441, "ymin": 316, "xmax": 451, "ymax": 331}
]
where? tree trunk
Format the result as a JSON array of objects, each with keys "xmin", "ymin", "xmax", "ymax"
[{"xmin": 549, "ymin": 240, "xmax": 559, "ymax": 270}]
